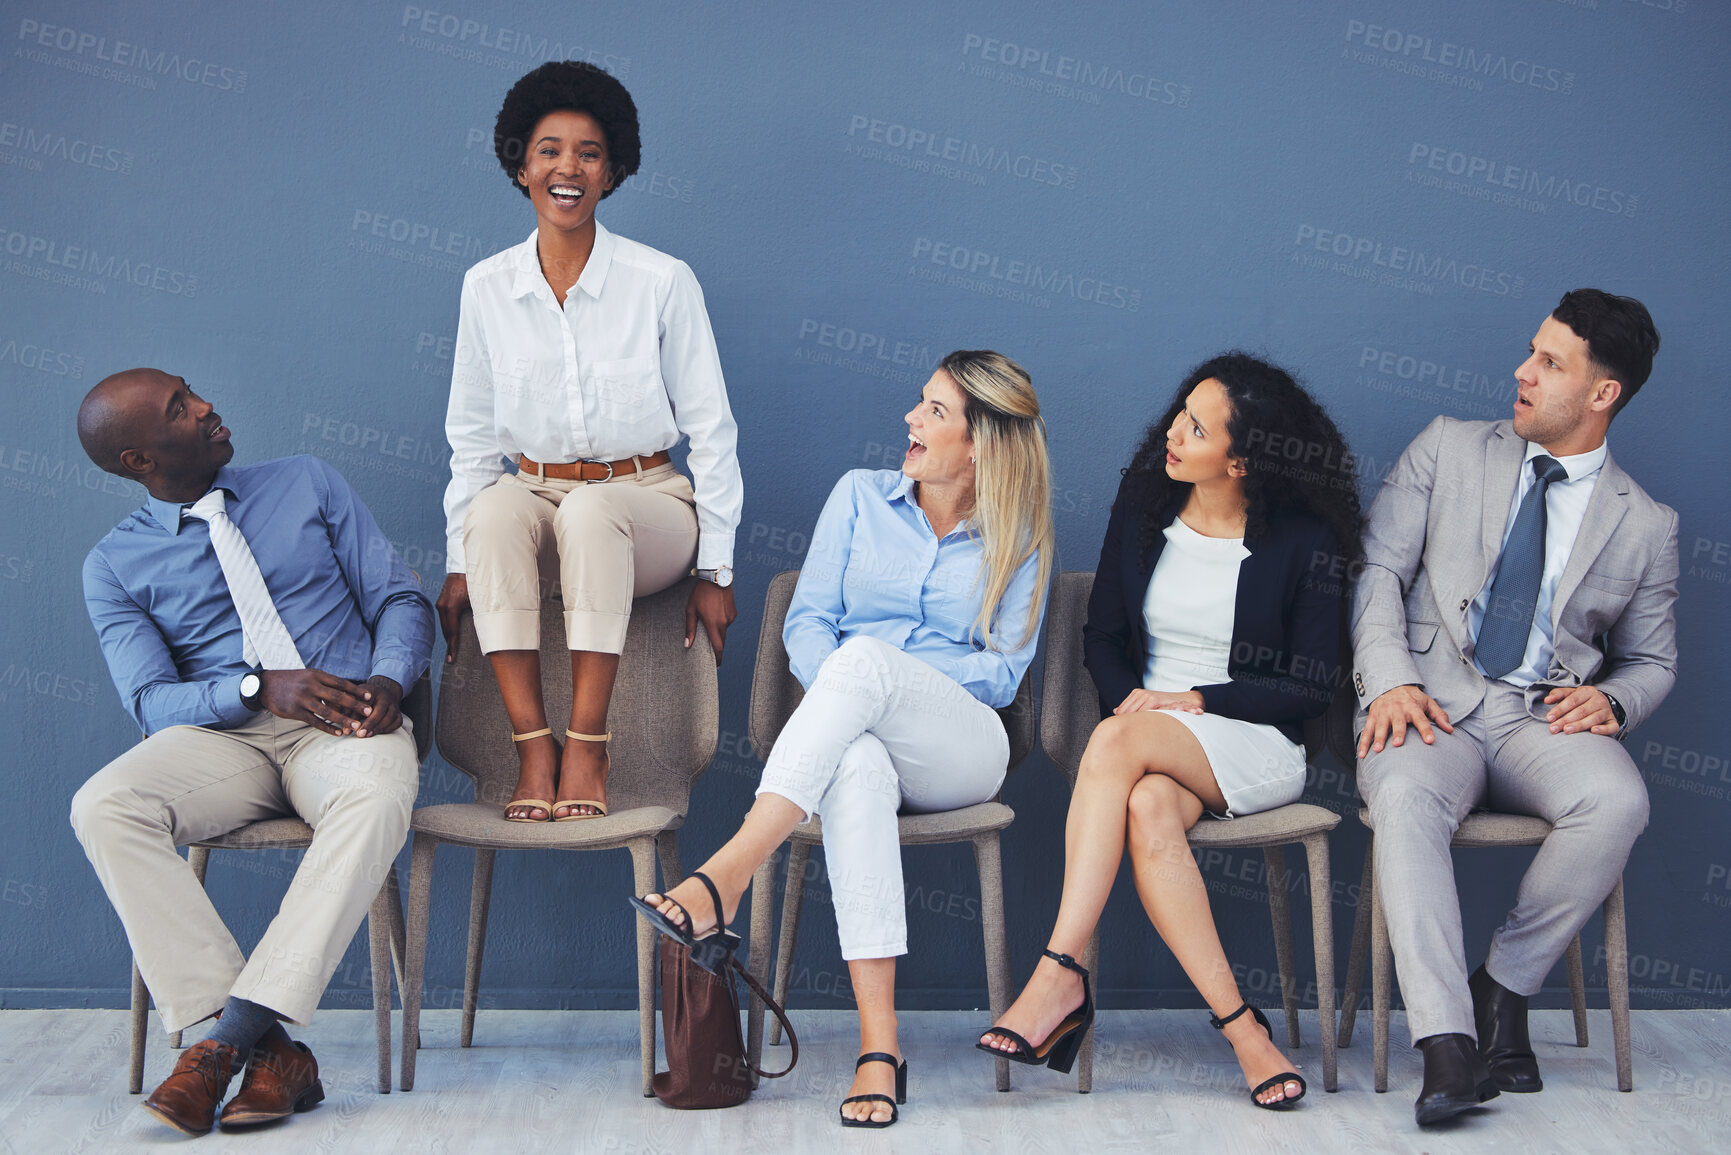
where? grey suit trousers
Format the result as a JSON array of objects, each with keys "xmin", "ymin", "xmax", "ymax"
[
  {"xmin": 1358, "ymin": 678, "xmax": 1648, "ymax": 1044},
  {"xmin": 70, "ymin": 713, "xmax": 418, "ymax": 1033}
]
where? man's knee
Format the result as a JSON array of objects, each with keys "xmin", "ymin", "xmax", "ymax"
[
  {"xmin": 1362, "ymin": 772, "xmax": 1464, "ymax": 834},
  {"xmin": 69, "ymin": 758, "xmax": 149, "ymax": 846},
  {"xmin": 551, "ymin": 485, "xmax": 629, "ymax": 541}
]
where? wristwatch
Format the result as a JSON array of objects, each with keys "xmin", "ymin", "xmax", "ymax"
[
  {"xmin": 240, "ymin": 669, "xmax": 264, "ymax": 711},
  {"xmin": 1602, "ymin": 690, "xmax": 1627, "ymax": 734},
  {"xmin": 693, "ymin": 565, "xmax": 733, "ymax": 588}
]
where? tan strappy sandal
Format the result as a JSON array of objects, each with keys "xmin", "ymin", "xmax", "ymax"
[
  {"xmin": 503, "ymin": 728, "xmax": 557, "ymax": 822},
  {"xmin": 553, "ymin": 729, "xmax": 610, "ymax": 820}
]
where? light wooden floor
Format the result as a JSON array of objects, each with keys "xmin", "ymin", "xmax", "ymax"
[{"xmin": 2, "ymin": 1008, "xmax": 1728, "ymax": 1152}]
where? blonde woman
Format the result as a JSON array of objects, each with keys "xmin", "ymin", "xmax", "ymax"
[{"xmin": 633, "ymin": 350, "xmax": 1053, "ymax": 1128}]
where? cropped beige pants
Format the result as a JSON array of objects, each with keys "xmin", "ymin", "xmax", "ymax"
[
  {"xmin": 463, "ymin": 463, "xmax": 699, "ymax": 654},
  {"xmin": 69, "ymin": 713, "xmax": 419, "ymax": 1032}
]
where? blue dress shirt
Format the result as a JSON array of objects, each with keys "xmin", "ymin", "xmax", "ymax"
[
  {"xmin": 783, "ymin": 470, "xmax": 1046, "ymax": 710},
  {"xmin": 83, "ymin": 455, "xmax": 435, "ymax": 735}
]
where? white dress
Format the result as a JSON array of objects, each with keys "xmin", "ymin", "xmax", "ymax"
[{"xmin": 1141, "ymin": 518, "xmax": 1307, "ymax": 818}]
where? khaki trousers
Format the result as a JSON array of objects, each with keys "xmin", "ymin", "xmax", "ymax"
[
  {"xmin": 70, "ymin": 713, "xmax": 419, "ymax": 1032},
  {"xmin": 463, "ymin": 463, "xmax": 699, "ymax": 654}
]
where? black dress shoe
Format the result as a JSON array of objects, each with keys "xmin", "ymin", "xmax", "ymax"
[
  {"xmin": 1470, "ymin": 964, "xmax": 1542, "ymax": 1092},
  {"xmin": 1415, "ymin": 1033, "xmax": 1499, "ymax": 1126}
]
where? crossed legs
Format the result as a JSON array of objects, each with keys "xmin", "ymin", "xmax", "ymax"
[
  {"xmin": 981, "ymin": 710, "xmax": 1302, "ymax": 1105},
  {"xmin": 640, "ymin": 636, "xmax": 1008, "ymax": 1122}
]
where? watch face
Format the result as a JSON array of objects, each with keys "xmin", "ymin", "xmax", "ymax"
[
  {"xmin": 241, "ymin": 673, "xmax": 261, "ymax": 701},
  {"xmin": 716, "ymin": 567, "xmax": 733, "ymax": 588}
]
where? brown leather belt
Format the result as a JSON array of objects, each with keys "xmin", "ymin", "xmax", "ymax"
[{"xmin": 517, "ymin": 449, "xmax": 671, "ymax": 482}]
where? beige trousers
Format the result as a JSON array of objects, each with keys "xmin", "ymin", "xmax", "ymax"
[
  {"xmin": 70, "ymin": 714, "xmax": 419, "ymax": 1032},
  {"xmin": 463, "ymin": 462, "xmax": 699, "ymax": 654}
]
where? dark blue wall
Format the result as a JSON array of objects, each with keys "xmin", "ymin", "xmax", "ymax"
[{"xmin": 4, "ymin": 0, "xmax": 1726, "ymax": 1014}]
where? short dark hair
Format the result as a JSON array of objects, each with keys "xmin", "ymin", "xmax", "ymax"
[
  {"xmin": 494, "ymin": 61, "xmax": 640, "ymax": 199},
  {"xmin": 1551, "ymin": 289, "xmax": 1659, "ymax": 416}
]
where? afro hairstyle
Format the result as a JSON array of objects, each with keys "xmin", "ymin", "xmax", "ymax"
[{"xmin": 494, "ymin": 61, "xmax": 640, "ymax": 199}]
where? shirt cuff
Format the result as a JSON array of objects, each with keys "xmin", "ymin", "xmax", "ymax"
[
  {"xmin": 696, "ymin": 531, "xmax": 735, "ymax": 573},
  {"xmin": 215, "ymin": 672, "xmax": 256, "ymax": 729},
  {"xmin": 445, "ymin": 533, "xmax": 466, "ymax": 575},
  {"xmin": 368, "ymin": 659, "xmax": 414, "ymax": 694}
]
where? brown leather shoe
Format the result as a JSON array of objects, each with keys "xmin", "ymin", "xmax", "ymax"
[
  {"xmin": 219, "ymin": 1034, "xmax": 324, "ymax": 1129},
  {"xmin": 141, "ymin": 1039, "xmax": 241, "ymax": 1135}
]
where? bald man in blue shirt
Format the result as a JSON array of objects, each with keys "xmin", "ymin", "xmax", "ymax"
[{"xmin": 71, "ymin": 368, "xmax": 433, "ymax": 1136}]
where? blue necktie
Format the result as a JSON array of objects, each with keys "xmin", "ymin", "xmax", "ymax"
[{"xmin": 1476, "ymin": 455, "xmax": 1569, "ymax": 679}]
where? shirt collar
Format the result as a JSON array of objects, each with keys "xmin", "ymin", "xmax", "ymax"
[
  {"xmin": 889, "ymin": 472, "xmax": 974, "ymax": 537},
  {"xmin": 508, "ymin": 222, "xmax": 616, "ymax": 302},
  {"xmin": 1523, "ymin": 437, "xmax": 1607, "ymax": 484},
  {"xmin": 148, "ymin": 465, "xmax": 242, "ymax": 535}
]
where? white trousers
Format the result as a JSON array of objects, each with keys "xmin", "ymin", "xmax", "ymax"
[
  {"xmin": 756, "ymin": 636, "xmax": 1010, "ymax": 960},
  {"xmin": 70, "ymin": 714, "xmax": 419, "ymax": 1032}
]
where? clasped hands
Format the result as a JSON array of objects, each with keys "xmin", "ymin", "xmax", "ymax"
[
  {"xmin": 1357, "ymin": 681, "xmax": 1620, "ymax": 758},
  {"xmin": 257, "ymin": 669, "xmax": 403, "ymax": 738}
]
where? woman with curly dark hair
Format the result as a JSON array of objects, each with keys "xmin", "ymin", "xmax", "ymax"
[
  {"xmin": 978, "ymin": 352, "xmax": 1361, "ymax": 1111},
  {"xmin": 438, "ymin": 62, "xmax": 742, "ymax": 823}
]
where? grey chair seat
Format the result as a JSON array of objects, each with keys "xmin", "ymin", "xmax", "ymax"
[
  {"xmin": 410, "ymin": 802, "xmax": 684, "ymax": 849},
  {"xmin": 1357, "ymin": 803, "xmax": 1551, "ymax": 847},
  {"xmin": 194, "ymin": 816, "xmax": 316, "ymax": 850},
  {"xmin": 787, "ymin": 802, "xmax": 1014, "ymax": 846},
  {"xmin": 1188, "ymin": 804, "xmax": 1341, "ymax": 848}
]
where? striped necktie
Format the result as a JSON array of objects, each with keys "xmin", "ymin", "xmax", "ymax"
[{"xmin": 184, "ymin": 489, "xmax": 305, "ymax": 670}]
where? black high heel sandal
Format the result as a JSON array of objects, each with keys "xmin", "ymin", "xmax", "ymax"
[
  {"xmin": 975, "ymin": 949, "xmax": 1094, "ymax": 1074},
  {"xmin": 839, "ymin": 1052, "xmax": 906, "ymax": 1128},
  {"xmin": 628, "ymin": 871, "xmax": 741, "ymax": 975},
  {"xmin": 1210, "ymin": 1001, "xmax": 1306, "ymax": 1109}
]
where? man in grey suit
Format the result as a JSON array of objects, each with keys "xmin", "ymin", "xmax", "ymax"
[{"xmin": 1352, "ymin": 289, "xmax": 1678, "ymax": 1127}]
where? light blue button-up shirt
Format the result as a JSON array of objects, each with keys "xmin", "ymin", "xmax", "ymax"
[
  {"xmin": 83, "ymin": 455, "xmax": 435, "ymax": 734},
  {"xmin": 783, "ymin": 470, "xmax": 1045, "ymax": 709}
]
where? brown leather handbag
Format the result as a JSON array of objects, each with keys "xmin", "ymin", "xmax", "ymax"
[{"xmin": 653, "ymin": 937, "xmax": 799, "ymax": 1109}]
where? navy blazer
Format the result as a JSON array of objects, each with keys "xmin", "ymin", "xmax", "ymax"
[{"xmin": 1082, "ymin": 477, "xmax": 1347, "ymax": 744}]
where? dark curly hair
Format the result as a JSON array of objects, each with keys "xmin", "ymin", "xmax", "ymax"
[
  {"xmin": 494, "ymin": 61, "xmax": 640, "ymax": 199},
  {"xmin": 1120, "ymin": 351, "xmax": 1363, "ymax": 565}
]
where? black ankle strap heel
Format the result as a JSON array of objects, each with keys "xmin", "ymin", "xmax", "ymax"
[
  {"xmin": 976, "ymin": 948, "xmax": 1095, "ymax": 1075},
  {"xmin": 839, "ymin": 1052, "xmax": 907, "ymax": 1128},
  {"xmin": 1210, "ymin": 1001, "xmax": 1306, "ymax": 1109}
]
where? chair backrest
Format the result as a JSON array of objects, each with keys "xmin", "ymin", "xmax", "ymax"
[
  {"xmin": 402, "ymin": 672, "xmax": 434, "ymax": 763},
  {"xmin": 1039, "ymin": 570, "xmax": 1356, "ymax": 788},
  {"xmin": 748, "ymin": 570, "xmax": 1036, "ymax": 774},
  {"xmin": 434, "ymin": 577, "xmax": 719, "ymax": 813}
]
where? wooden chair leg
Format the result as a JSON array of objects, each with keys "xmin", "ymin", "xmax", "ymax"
[
  {"xmin": 974, "ymin": 832, "xmax": 1011, "ymax": 1093},
  {"xmin": 368, "ymin": 881, "xmax": 393, "ymax": 1094},
  {"xmin": 128, "ymin": 961, "xmax": 148, "ymax": 1094},
  {"xmin": 1077, "ymin": 928, "xmax": 1101, "ymax": 1094},
  {"xmin": 1604, "ymin": 876, "xmax": 1631, "ymax": 1091},
  {"xmin": 460, "ymin": 849, "xmax": 496, "ymax": 1049},
  {"xmin": 628, "ymin": 839, "xmax": 659, "ymax": 1098},
  {"xmin": 1303, "ymin": 833, "xmax": 1338, "ymax": 1093},
  {"xmin": 1565, "ymin": 935, "xmax": 1589, "ymax": 1047},
  {"xmin": 398, "ymin": 833, "xmax": 437, "ymax": 1091},
  {"xmin": 767, "ymin": 841, "xmax": 809, "ymax": 1048},
  {"xmin": 1262, "ymin": 845, "xmax": 1301, "ymax": 1049},
  {"xmin": 1371, "ymin": 862, "xmax": 1391, "ymax": 1094},
  {"xmin": 656, "ymin": 830, "xmax": 683, "ymax": 893},
  {"xmin": 1338, "ymin": 846, "xmax": 1374, "ymax": 1049}
]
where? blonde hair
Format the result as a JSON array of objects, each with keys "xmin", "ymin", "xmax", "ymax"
[{"xmin": 939, "ymin": 350, "xmax": 1055, "ymax": 652}]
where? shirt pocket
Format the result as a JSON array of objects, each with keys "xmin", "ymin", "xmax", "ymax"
[{"xmin": 584, "ymin": 356, "xmax": 665, "ymax": 430}]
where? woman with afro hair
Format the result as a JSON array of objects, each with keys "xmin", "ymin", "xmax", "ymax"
[
  {"xmin": 439, "ymin": 62, "xmax": 743, "ymax": 823},
  {"xmin": 979, "ymin": 353, "xmax": 1362, "ymax": 1112}
]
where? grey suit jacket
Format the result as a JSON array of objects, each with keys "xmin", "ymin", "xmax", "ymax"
[{"xmin": 1352, "ymin": 417, "xmax": 1679, "ymax": 733}]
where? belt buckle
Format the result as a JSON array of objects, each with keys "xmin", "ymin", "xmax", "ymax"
[{"xmin": 579, "ymin": 458, "xmax": 615, "ymax": 482}]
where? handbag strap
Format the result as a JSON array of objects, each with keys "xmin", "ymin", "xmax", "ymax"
[{"xmin": 724, "ymin": 955, "xmax": 800, "ymax": 1079}]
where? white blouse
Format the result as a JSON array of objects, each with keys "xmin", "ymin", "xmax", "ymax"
[
  {"xmin": 441, "ymin": 223, "xmax": 743, "ymax": 573},
  {"xmin": 1141, "ymin": 517, "xmax": 1250, "ymax": 692}
]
